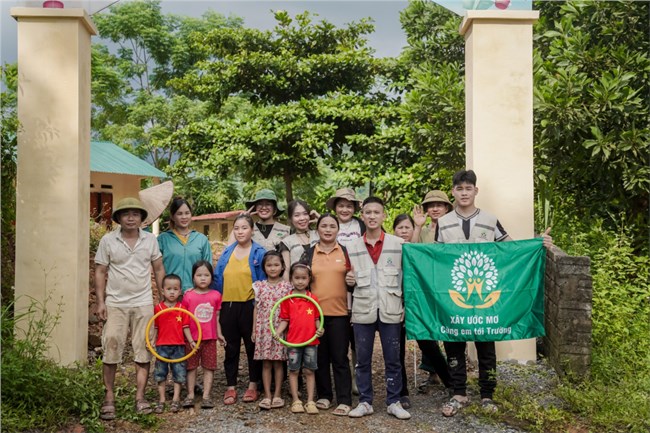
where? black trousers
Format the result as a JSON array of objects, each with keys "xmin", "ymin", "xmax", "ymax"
[
  {"xmin": 443, "ymin": 341, "xmax": 496, "ymax": 399},
  {"xmin": 417, "ymin": 340, "xmax": 452, "ymax": 388},
  {"xmin": 316, "ymin": 316, "xmax": 352, "ymax": 405},
  {"xmin": 220, "ymin": 301, "xmax": 261, "ymax": 387},
  {"xmin": 399, "ymin": 324, "xmax": 409, "ymax": 397}
]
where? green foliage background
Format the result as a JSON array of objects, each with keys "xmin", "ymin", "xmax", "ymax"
[{"xmin": 1, "ymin": 0, "xmax": 648, "ymax": 431}]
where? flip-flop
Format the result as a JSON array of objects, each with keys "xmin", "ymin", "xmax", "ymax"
[
  {"xmin": 291, "ymin": 400, "xmax": 305, "ymax": 413},
  {"xmin": 315, "ymin": 398, "xmax": 331, "ymax": 410},
  {"xmin": 258, "ymin": 398, "xmax": 272, "ymax": 410},
  {"xmin": 304, "ymin": 401, "xmax": 319, "ymax": 415},
  {"xmin": 481, "ymin": 398, "xmax": 498, "ymax": 413},
  {"xmin": 154, "ymin": 402, "xmax": 165, "ymax": 414},
  {"xmin": 332, "ymin": 404, "xmax": 350, "ymax": 416},
  {"xmin": 100, "ymin": 400, "xmax": 116, "ymax": 420},
  {"xmin": 271, "ymin": 397, "xmax": 285, "ymax": 408},
  {"xmin": 441, "ymin": 397, "xmax": 466, "ymax": 417},
  {"xmin": 201, "ymin": 398, "xmax": 215, "ymax": 409},
  {"xmin": 242, "ymin": 388, "xmax": 259, "ymax": 403},
  {"xmin": 135, "ymin": 399, "xmax": 152, "ymax": 415},
  {"xmin": 223, "ymin": 389, "xmax": 237, "ymax": 405}
]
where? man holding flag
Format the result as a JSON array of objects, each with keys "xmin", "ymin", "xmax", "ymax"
[{"xmin": 405, "ymin": 169, "xmax": 552, "ymax": 417}]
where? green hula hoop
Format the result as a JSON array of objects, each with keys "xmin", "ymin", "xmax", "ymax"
[{"xmin": 269, "ymin": 293, "xmax": 324, "ymax": 348}]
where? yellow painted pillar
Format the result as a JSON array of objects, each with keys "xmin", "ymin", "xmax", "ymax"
[
  {"xmin": 460, "ymin": 10, "xmax": 539, "ymax": 362},
  {"xmin": 11, "ymin": 7, "xmax": 97, "ymax": 365}
]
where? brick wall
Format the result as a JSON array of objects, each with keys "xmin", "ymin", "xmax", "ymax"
[{"xmin": 543, "ymin": 246, "xmax": 592, "ymax": 376}]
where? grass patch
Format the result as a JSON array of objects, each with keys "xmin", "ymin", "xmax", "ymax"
[
  {"xmin": 479, "ymin": 218, "xmax": 650, "ymax": 433},
  {"xmin": 1, "ymin": 296, "xmax": 160, "ymax": 432}
]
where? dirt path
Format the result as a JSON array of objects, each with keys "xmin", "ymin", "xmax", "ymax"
[{"xmin": 104, "ymin": 340, "xmax": 541, "ymax": 433}]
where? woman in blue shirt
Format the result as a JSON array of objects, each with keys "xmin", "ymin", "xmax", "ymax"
[{"xmin": 158, "ymin": 197, "xmax": 212, "ymax": 293}]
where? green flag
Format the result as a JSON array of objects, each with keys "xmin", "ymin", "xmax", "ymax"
[{"xmin": 404, "ymin": 239, "xmax": 546, "ymax": 342}]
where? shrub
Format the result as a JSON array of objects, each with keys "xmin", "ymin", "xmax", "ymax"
[
  {"xmin": 0, "ymin": 296, "xmax": 160, "ymax": 432},
  {"xmin": 90, "ymin": 219, "xmax": 109, "ymax": 255},
  {"xmin": 557, "ymin": 227, "xmax": 650, "ymax": 432},
  {"xmin": 1, "ymin": 297, "xmax": 105, "ymax": 432}
]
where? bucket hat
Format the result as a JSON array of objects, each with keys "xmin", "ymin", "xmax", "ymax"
[
  {"xmin": 326, "ymin": 188, "xmax": 362, "ymax": 211},
  {"xmin": 112, "ymin": 197, "xmax": 149, "ymax": 223},
  {"xmin": 421, "ymin": 190, "xmax": 452, "ymax": 210},
  {"xmin": 245, "ymin": 189, "xmax": 284, "ymax": 216}
]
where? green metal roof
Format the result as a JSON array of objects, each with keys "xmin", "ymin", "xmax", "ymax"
[{"xmin": 91, "ymin": 141, "xmax": 167, "ymax": 178}]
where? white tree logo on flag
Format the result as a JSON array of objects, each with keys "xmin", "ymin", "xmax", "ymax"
[{"xmin": 449, "ymin": 251, "xmax": 501, "ymax": 309}]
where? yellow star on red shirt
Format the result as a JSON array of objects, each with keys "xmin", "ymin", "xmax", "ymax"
[
  {"xmin": 176, "ymin": 315, "xmax": 182, "ymax": 322},
  {"xmin": 306, "ymin": 308, "xmax": 313, "ymax": 315}
]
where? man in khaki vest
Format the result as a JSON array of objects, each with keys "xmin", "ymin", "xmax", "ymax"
[
  {"xmin": 347, "ymin": 197, "xmax": 411, "ymax": 420},
  {"xmin": 436, "ymin": 170, "xmax": 552, "ymax": 417}
]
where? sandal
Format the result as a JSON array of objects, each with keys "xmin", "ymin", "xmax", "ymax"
[
  {"xmin": 182, "ymin": 396, "xmax": 195, "ymax": 408},
  {"xmin": 315, "ymin": 398, "xmax": 331, "ymax": 410},
  {"xmin": 223, "ymin": 389, "xmax": 237, "ymax": 405},
  {"xmin": 332, "ymin": 404, "xmax": 350, "ymax": 416},
  {"xmin": 481, "ymin": 398, "xmax": 498, "ymax": 413},
  {"xmin": 290, "ymin": 400, "xmax": 305, "ymax": 413},
  {"xmin": 242, "ymin": 388, "xmax": 259, "ymax": 403},
  {"xmin": 201, "ymin": 398, "xmax": 215, "ymax": 409},
  {"xmin": 154, "ymin": 402, "xmax": 165, "ymax": 414},
  {"xmin": 271, "ymin": 397, "xmax": 285, "ymax": 408},
  {"xmin": 441, "ymin": 397, "xmax": 467, "ymax": 417},
  {"xmin": 258, "ymin": 398, "xmax": 272, "ymax": 410},
  {"xmin": 304, "ymin": 400, "xmax": 319, "ymax": 415},
  {"xmin": 100, "ymin": 400, "xmax": 116, "ymax": 420},
  {"xmin": 170, "ymin": 400, "xmax": 181, "ymax": 413},
  {"xmin": 135, "ymin": 399, "xmax": 152, "ymax": 415}
]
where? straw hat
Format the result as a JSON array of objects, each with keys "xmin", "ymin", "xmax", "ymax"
[
  {"xmin": 245, "ymin": 189, "xmax": 284, "ymax": 216},
  {"xmin": 112, "ymin": 197, "xmax": 148, "ymax": 224},
  {"xmin": 138, "ymin": 180, "xmax": 174, "ymax": 227},
  {"xmin": 421, "ymin": 190, "xmax": 452, "ymax": 210},
  {"xmin": 326, "ymin": 188, "xmax": 362, "ymax": 211}
]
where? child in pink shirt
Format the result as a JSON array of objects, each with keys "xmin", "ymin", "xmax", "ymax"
[{"xmin": 181, "ymin": 260, "xmax": 225, "ymax": 409}]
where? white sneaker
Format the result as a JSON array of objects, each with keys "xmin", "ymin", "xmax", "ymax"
[
  {"xmin": 387, "ymin": 401, "xmax": 411, "ymax": 420},
  {"xmin": 348, "ymin": 402, "xmax": 374, "ymax": 418}
]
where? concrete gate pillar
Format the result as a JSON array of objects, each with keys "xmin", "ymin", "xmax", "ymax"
[
  {"xmin": 460, "ymin": 10, "xmax": 539, "ymax": 362},
  {"xmin": 11, "ymin": 7, "xmax": 97, "ymax": 365}
]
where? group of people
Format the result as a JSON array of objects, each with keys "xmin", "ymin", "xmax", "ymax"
[{"xmin": 95, "ymin": 169, "xmax": 552, "ymax": 422}]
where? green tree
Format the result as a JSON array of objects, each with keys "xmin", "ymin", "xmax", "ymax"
[
  {"xmin": 396, "ymin": 0, "xmax": 649, "ymax": 245},
  {"xmin": 1, "ymin": 63, "xmax": 18, "ymax": 305},
  {"xmin": 171, "ymin": 11, "xmax": 385, "ymax": 201},
  {"xmin": 533, "ymin": 0, "xmax": 650, "ymax": 245},
  {"xmin": 92, "ymin": 0, "xmax": 242, "ymax": 172},
  {"xmin": 344, "ymin": 0, "xmax": 465, "ymax": 211}
]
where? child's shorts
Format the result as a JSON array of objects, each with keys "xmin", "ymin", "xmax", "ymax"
[
  {"xmin": 153, "ymin": 345, "xmax": 187, "ymax": 383},
  {"xmin": 186, "ymin": 339, "xmax": 217, "ymax": 371},
  {"xmin": 288, "ymin": 345, "xmax": 318, "ymax": 371}
]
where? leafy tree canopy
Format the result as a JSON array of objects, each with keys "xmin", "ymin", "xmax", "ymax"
[{"xmin": 170, "ymin": 10, "xmax": 394, "ymax": 202}]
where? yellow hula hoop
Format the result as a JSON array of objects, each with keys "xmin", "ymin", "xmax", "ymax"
[{"xmin": 145, "ymin": 307, "xmax": 203, "ymax": 363}]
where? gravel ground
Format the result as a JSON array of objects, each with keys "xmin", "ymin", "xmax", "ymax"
[{"xmin": 103, "ymin": 340, "xmax": 560, "ymax": 433}]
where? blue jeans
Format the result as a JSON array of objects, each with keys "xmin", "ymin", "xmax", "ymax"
[
  {"xmin": 153, "ymin": 345, "xmax": 187, "ymax": 383},
  {"xmin": 288, "ymin": 345, "xmax": 318, "ymax": 371},
  {"xmin": 353, "ymin": 319, "xmax": 402, "ymax": 405}
]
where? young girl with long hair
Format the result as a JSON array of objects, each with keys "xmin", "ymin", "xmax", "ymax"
[{"xmin": 252, "ymin": 251, "xmax": 292, "ymax": 409}]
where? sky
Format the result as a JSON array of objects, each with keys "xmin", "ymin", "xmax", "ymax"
[{"xmin": 1, "ymin": 0, "xmax": 417, "ymax": 65}]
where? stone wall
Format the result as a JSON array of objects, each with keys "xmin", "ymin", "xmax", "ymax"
[{"xmin": 543, "ymin": 246, "xmax": 592, "ymax": 376}]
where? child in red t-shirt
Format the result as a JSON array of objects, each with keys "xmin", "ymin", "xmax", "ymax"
[
  {"xmin": 153, "ymin": 274, "xmax": 193, "ymax": 413},
  {"xmin": 275, "ymin": 263, "xmax": 324, "ymax": 415}
]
